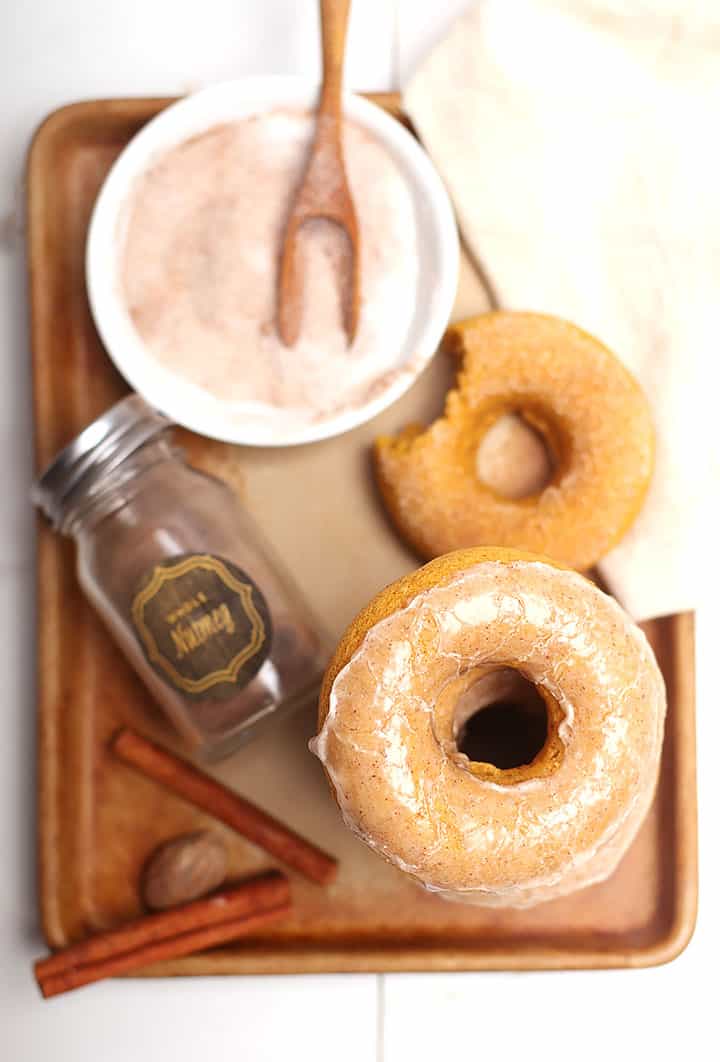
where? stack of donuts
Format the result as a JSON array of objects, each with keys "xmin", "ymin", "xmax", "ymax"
[{"xmin": 312, "ymin": 311, "xmax": 666, "ymax": 908}]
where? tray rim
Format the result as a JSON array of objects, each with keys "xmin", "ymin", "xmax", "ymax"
[{"xmin": 27, "ymin": 96, "xmax": 698, "ymax": 973}]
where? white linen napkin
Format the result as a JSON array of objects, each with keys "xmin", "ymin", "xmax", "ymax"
[{"xmin": 404, "ymin": 0, "xmax": 718, "ymax": 620}]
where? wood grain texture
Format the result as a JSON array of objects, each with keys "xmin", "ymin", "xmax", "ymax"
[
  {"xmin": 28, "ymin": 95, "xmax": 697, "ymax": 973},
  {"xmin": 277, "ymin": 0, "xmax": 360, "ymax": 346}
]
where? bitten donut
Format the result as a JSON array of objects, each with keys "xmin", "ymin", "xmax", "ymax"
[
  {"xmin": 374, "ymin": 312, "xmax": 655, "ymax": 570},
  {"xmin": 311, "ymin": 548, "xmax": 666, "ymax": 908}
]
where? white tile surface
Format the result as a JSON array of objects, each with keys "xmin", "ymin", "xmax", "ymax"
[
  {"xmin": 396, "ymin": 0, "xmax": 472, "ymax": 84},
  {"xmin": 2, "ymin": 971, "xmax": 378, "ymax": 1062},
  {"xmin": 1, "ymin": 2, "xmax": 716, "ymax": 1059}
]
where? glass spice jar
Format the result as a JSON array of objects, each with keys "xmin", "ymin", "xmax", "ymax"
[{"xmin": 33, "ymin": 395, "xmax": 330, "ymax": 761}]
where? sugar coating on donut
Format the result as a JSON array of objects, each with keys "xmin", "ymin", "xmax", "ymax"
[
  {"xmin": 374, "ymin": 312, "xmax": 655, "ymax": 570},
  {"xmin": 311, "ymin": 558, "xmax": 666, "ymax": 908}
]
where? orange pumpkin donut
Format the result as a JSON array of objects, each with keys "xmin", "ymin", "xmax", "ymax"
[
  {"xmin": 311, "ymin": 548, "xmax": 666, "ymax": 907},
  {"xmin": 374, "ymin": 312, "xmax": 654, "ymax": 570}
]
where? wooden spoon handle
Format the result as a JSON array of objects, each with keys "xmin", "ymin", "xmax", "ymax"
[{"xmin": 319, "ymin": 0, "xmax": 351, "ymax": 118}]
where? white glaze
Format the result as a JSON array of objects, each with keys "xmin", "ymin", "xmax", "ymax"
[{"xmin": 311, "ymin": 561, "xmax": 666, "ymax": 907}]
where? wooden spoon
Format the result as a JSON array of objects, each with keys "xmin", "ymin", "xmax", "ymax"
[{"xmin": 276, "ymin": 0, "xmax": 360, "ymax": 347}]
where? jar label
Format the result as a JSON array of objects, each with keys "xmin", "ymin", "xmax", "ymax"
[{"xmin": 131, "ymin": 553, "xmax": 272, "ymax": 698}]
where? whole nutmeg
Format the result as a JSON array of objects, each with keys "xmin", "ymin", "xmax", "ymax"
[{"xmin": 142, "ymin": 831, "xmax": 228, "ymax": 910}]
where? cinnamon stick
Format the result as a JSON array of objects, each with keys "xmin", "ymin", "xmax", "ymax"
[
  {"xmin": 35, "ymin": 870, "xmax": 290, "ymax": 998},
  {"xmin": 38, "ymin": 906, "xmax": 287, "ymax": 998},
  {"xmin": 36, "ymin": 868, "xmax": 288, "ymax": 981},
  {"xmin": 35, "ymin": 869, "xmax": 289, "ymax": 997},
  {"xmin": 112, "ymin": 728, "xmax": 338, "ymax": 885}
]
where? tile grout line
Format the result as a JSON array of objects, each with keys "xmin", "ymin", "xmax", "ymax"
[{"xmin": 376, "ymin": 973, "xmax": 386, "ymax": 1062}]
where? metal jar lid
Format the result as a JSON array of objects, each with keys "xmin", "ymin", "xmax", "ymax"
[{"xmin": 32, "ymin": 394, "xmax": 173, "ymax": 528}]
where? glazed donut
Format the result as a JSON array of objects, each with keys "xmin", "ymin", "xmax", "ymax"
[
  {"xmin": 311, "ymin": 548, "xmax": 665, "ymax": 907},
  {"xmin": 374, "ymin": 312, "xmax": 654, "ymax": 571}
]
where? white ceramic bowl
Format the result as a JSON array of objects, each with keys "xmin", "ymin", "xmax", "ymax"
[{"xmin": 87, "ymin": 77, "xmax": 459, "ymax": 447}]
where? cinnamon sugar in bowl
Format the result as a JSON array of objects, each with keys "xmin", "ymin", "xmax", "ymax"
[{"xmin": 87, "ymin": 78, "xmax": 459, "ymax": 446}]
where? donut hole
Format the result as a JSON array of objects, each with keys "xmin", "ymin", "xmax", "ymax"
[
  {"xmin": 475, "ymin": 412, "xmax": 556, "ymax": 500},
  {"xmin": 455, "ymin": 668, "xmax": 548, "ymax": 770}
]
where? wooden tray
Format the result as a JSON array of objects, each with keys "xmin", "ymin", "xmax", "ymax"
[{"xmin": 28, "ymin": 95, "xmax": 698, "ymax": 973}]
